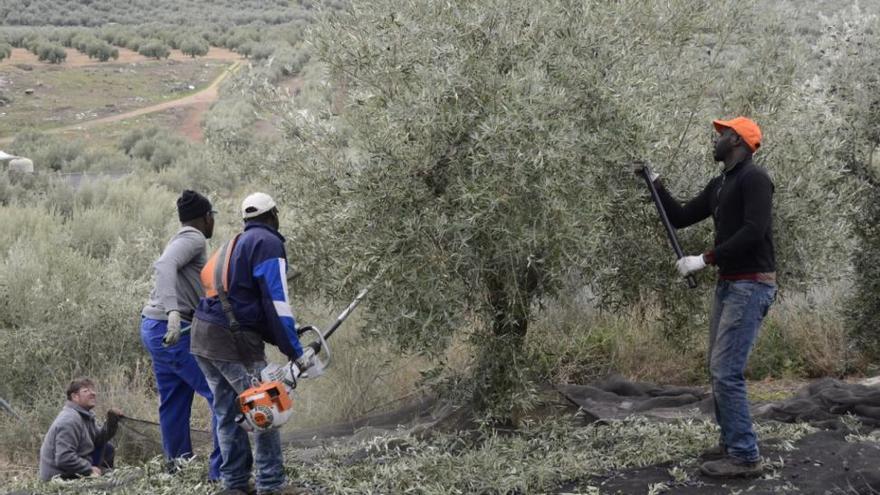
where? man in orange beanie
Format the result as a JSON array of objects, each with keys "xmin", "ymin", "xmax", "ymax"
[{"xmin": 643, "ymin": 117, "xmax": 776, "ymax": 478}]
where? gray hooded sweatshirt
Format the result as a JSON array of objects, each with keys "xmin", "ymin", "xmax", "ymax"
[{"xmin": 39, "ymin": 402, "xmax": 118, "ymax": 481}]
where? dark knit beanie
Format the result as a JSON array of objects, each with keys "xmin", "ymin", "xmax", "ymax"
[{"xmin": 177, "ymin": 190, "xmax": 212, "ymax": 222}]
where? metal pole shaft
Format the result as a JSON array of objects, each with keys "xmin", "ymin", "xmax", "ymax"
[
  {"xmin": 640, "ymin": 165, "xmax": 698, "ymax": 289},
  {"xmin": 324, "ymin": 288, "xmax": 369, "ymax": 340}
]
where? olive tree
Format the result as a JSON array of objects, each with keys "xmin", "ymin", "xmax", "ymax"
[
  {"xmin": 249, "ymin": 42, "xmax": 274, "ymax": 61},
  {"xmin": 89, "ymin": 42, "xmax": 119, "ymax": 62},
  {"xmin": 35, "ymin": 42, "xmax": 66, "ymax": 64},
  {"xmin": 270, "ymin": 0, "xmax": 703, "ymax": 416},
  {"xmin": 138, "ymin": 40, "xmax": 171, "ymax": 60},
  {"xmin": 264, "ymin": 0, "xmax": 856, "ymax": 417},
  {"xmin": 816, "ymin": 8, "xmax": 880, "ymax": 359},
  {"xmin": 180, "ymin": 37, "xmax": 209, "ymax": 58}
]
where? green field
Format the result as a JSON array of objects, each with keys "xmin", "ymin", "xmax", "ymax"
[{"xmin": 0, "ymin": 59, "xmax": 226, "ymax": 136}]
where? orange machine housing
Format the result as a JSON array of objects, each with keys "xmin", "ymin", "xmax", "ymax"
[{"xmin": 238, "ymin": 380, "xmax": 294, "ymax": 429}]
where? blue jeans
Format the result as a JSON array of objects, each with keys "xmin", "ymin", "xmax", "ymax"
[
  {"xmin": 708, "ymin": 280, "xmax": 777, "ymax": 463},
  {"xmin": 90, "ymin": 443, "xmax": 115, "ymax": 470},
  {"xmin": 195, "ymin": 356, "xmax": 286, "ymax": 493},
  {"xmin": 140, "ymin": 318, "xmax": 222, "ymax": 480}
]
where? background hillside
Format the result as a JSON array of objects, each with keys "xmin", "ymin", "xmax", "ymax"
[{"xmin": 0, "ymin": 0, "xmax": 320, "ymax": 26}]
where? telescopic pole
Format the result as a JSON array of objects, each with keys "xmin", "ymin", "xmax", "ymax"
[{"xmin": 639, "ymin": 164, "xmax": 698, "ymax": 289}]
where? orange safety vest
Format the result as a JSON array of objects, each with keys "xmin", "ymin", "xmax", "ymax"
[
  {"xmin": 201, "ymin": 234, "xmax": 240, "ymax": 298},
  {"xmin": 200, "ymin": 233, "xmax": 242, "ymax": 330}
]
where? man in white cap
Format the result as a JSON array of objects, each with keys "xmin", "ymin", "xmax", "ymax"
[{"xmin": 190, "ymin": 192, "xmax": 309, "ymax": 495}]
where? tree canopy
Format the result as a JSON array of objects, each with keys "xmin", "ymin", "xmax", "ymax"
[{"xmin": 257, "ymin": 0, "xmax": 855, "ymax": 416}]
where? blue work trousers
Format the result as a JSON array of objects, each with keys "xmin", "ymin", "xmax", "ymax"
[
  {"xmin": 140, "ymin": 317, "xmax": 222, "ymax": 480},
  {"xmin": 708, "ymin": 280, "xmax": 777, "ymax": 463},
  {"xmin": 195, "ymin": 355, "xmax": 286, "ymax": 494}
]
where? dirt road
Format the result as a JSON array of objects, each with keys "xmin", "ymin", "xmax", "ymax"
[{"xmin": 0, "ymin": 61, "xmax": 241, "ymax": 146}]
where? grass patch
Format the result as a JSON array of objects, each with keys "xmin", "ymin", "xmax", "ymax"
[
  {"xmin": 0, "ymin": 59, "xmax": 227, "ymax": 136},
  {"xmin": 527, "ymin": 284, "xmax": 858, "ymax": 388},
  {"xmin": 3, "ymin": 416, "xmax": 816, "ymax": 494},
  {"xmin": 56, "ymin": 107, "xmax": 191, "ymax": 152},
  {"xmin": 750, "ymin": 287, "xmax": 854, "ymax": 380},
  {"xmin": 748, "ymin": 380, "xmax": 803, "ymax": 403}
]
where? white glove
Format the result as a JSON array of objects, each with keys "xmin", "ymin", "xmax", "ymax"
[
  {"xmin": 676, "ymin": 255, "xmax": 706, "ymax": 276},
  {"xmin": 162, "ymin": 310, "xmax": 182, "ymax": 347}
]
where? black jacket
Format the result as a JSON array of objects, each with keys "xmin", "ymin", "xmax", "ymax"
[{"xmin": 656, "ymin": 157, "xmax": 776, "ymax": 276}]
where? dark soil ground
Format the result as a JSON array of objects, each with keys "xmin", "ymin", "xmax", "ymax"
[
  {"xmin": 569, "ymin": 430, "xmax": 880, "ymax": 494},
  {"xmin": 550, "ymin": 377, "xmax": 880, "ymax": 494}
]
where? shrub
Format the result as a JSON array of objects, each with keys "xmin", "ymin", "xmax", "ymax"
[
  {"xmin": 68, "ymin": 206, "xmax": 123, "ymax": 259},
  {"xmin": 87, "ymin": 41, "xmax": 118, "ymax": 61},
  {"xmin": 4, "ymin": 30, "xmax": 29, "ymax": 48},
  {"xmin": 269, "ymin": 44, "xmax": 310, "ymax": 79},
  {"xmin": 68, "ymin": 31, "xmax": 92, "ymax": 50},
  {"xmin": 138, "ymin": 40, "xmax": 170, "ymax": 59},
  {"xmin": 130, "ymin": 139, "xmax": 158, "ymax": 162},
  {"xmin": 202, "ymin": 98, "xmax": 257, "ymax": 152},
  {"xmin": 249, "ymin": 42, "xmax": 274, "ymax": 61},
  {"xmin": 223, "ymin": 31, "xmax": 256, "ymax": 51},
  {"xmin": 121, "ymin": 127, "xmax": 188, "ymax": 170},
  {"xmin": 235, "ymin": 40, "xmax": 256, "ymax": 58},
  {"xmin": 180, "ymin": 37, "xmax": 209, "ymax": 58},
  {"xmin": 0, "ymin": 42, "xmax": 11, "ymax": 61},
  {"xmin": 86, "ymin": 152, "xmax": 131, "ymax": 174},
  {"xmin": 123, "ymin": 36, "xmax": 146, "ymax": 52},
  {"xmin": 119, "ymin": 127, "xmax": 160, "ymax": 155},
  {"xmin": 148, "ymin": 141, "xmax": 180, "ymax": 171},
  {"xmin": 12, "ymin": 135, "xmax": 85, "ymax": 172},
  {"xmin": 33, "ymin": 41, "xmax": 66, "ymax": 63}
]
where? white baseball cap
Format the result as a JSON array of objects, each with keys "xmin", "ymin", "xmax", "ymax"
[{"xmin": 241, "ymin": 192, "xmax": 277, "ymax": 219}]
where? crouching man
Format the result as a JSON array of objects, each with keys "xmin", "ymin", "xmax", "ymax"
[{"xmin": 39, "ymin": 378, "xmax": 122, "ymax": 481}]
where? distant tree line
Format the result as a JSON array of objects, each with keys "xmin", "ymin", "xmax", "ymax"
[
  {"xmin": 0, "ymin": 22, "xmax": 315, "ymax": 65},
  {"xmin": 3, "ymin": 33, "xmax": 67, "ymax": 63},
  {"xmin": 0, "ymin": 0, "xmax": 319, "ymax": 27},
  {"xmin": 59, "ymin": 31, "xmax": 119, "ymax": 62}
]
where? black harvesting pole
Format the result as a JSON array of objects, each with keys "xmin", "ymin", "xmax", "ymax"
[{"xmin": 639, "ymin": 164, "xmax": 698, "ymax": 289}]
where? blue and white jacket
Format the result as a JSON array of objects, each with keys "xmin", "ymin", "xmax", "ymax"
[{"xmin": 194, "ymin": 222, "xmax": 303, "ymax": 359}]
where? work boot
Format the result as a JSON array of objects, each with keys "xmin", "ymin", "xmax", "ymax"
[
  {"xmin": 700, "ymin": 457, "xmax": 764, "ymax": 478},
  {"xmin": 699, "ymin": 443, "xmax": 728, "ymax": 461},
  {"xmin": 258, "ymin": 484, "xmax": 313, "ymax": 495},
  {"xmin": 215, "ymin": 481, "xmax": 257, "ymax": 495}
]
